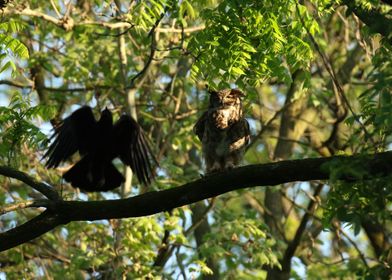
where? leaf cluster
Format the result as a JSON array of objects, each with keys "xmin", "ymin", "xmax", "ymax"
[
  {"xmin": 199, "ymin": 204, "xmax": 281, "ymax": 276},
  {"xmin": 188, "ymin": 0, "xmax": 316, "ymax": 88},
  {"xmin": 0, "ymin": 19, "xmax": 29, "ymax": 75},
  {"xmin": 0, "ymin": 92, "xmax": 56, "ymax": 164},
  {"xmin": 323, "ymin": 157, "xmax": 392, "ymax": 234},
  {"xmin": 352, "ymin": 46, "xmax": 392, "ymax": 149}
]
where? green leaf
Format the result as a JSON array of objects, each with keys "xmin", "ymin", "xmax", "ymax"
[{"xmin": 231, "ymin": 67, "xmax": 245, "ymax": 75}]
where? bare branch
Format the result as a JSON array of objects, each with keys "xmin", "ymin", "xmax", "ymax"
[
  {"xmin": 338, "ymin": 227, "xmax": 369, "ymax": 268},
  {"xmin": 1, "ymin": 210, "xmax": 65, "ymax": 252},
  {"xmin": 0, "ymin": 201, "xmax": 34, "ymax": 215},
  {"xmin": 281, "ymin": 184, "xmax": 324, "ymax": 272},
  {"xmin": 156, "ymin": 25, "xmax": 205, "ymax": 33},
  {"xmin": 1, "ymin": 151, "xmax": 392, "ymax": 252},
  {"xmin": 296, "ymin": 3, "xmax": 373, "ymax": 146},
  {"xmin": 0, "ymin": 80, "xmax": 115, "ymax": 92},
  {"xmin": 0, "ymin": 166, "xmax": 59, "ymax": 200},
  {"xmin": 129, "ymin": 9, "xmax": 165, "ymax": 89},
  {"xmin": 0, "ymin": 199, "xmax": 52, "ymax": 215},
  {"xmin": 10, "ymin": 7, "xmax": 62, "ymax": 26},
  {"xmin": 5, "ymin": 7, "xmax": 204, "ymax": 33}
]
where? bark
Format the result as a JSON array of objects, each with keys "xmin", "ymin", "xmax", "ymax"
[
  {"xmin": 266, "ymin": 70, "xmax": 315, "ymax": 279},
  {"xmin": 1, "ymin": 151, "xmax": 392, "ymax": 252},
  {"xmin": 192, "ymin": 202, "xmax": 220, "ymax": 280}
]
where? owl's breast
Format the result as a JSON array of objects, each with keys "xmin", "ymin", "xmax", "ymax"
[
  {"xmin": 202, "ymin": 128, "xmax": 232, "ymax": 157},
  {"xmin": 210, "ymin": 108, "xmax": 232, "ymax": 130}
]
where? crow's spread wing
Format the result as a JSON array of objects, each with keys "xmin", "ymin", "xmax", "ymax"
[
  {"xmin": 44, "ymin": 106, "xmax": 98, "ymax": 168},
  {"xmin": 193, "ymin": 111, "xmax": 208, "ymax": 141},
  {"xmin": 113, "ymin": 115, "xmax": 157, "ymax": 185}
]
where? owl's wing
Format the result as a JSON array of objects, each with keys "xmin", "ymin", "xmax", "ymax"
[
  {"xmin": 244, "ymin": 118, "xmax": 251, "ymax": 145},
  {"xmin": 43, "ymin": 106, "xmax": 98, "ymax": 168},
  {"xmin": 228, "ymin": 118, "xmax": 251, "ymax": 148},
  {"xmin": 193, "ymin": 111, "xmax": 208, "ymax": 141},
  {"xmin": 113, "ymin": 115, "xmax": 157, "ymax": 185}
]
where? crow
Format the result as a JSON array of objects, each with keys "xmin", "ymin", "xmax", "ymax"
[{"xmin": 43, "ymin": 106, "xmax": 157, "ymax": 192}]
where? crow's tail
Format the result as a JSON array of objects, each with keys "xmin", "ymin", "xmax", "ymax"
[{"xmin": 63, "ymin": 157, "xmax": 124, "ymax": 192}]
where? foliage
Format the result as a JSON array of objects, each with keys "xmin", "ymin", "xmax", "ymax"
[
  {"xmin": 200, "ymin": 206, "xmax": 281, "ymax": 276},
  {"xmin": 0, "ymin": 19, "xmax": 29, "ymax": 75},
  {"xmin": 0, "ymin": 92, "xmax": 55, "ymax": 164},
  {"xmin": 356, "ymin": 45, "xmax": 392, "ymax": 148},
  {"xmin": 189, "ymin": 0, "xmax": 316, "ymax": 88},
  {"xmin": 324, "ymin": 177, "xmax": 392, "ymax": 234},
  {"xmin": 0, "ymin": 0, "xmax": 392, "ymax": 279}
]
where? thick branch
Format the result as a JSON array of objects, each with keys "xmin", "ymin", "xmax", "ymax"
[
  {"xmin": 1, "ymin": 151, "xmax": 392, "ymax": 251},
  {"xmin": 0, "ymin": 166, "xmax": 59, "ymax": 200},
  {"xmin": 1, "ymin": 211, "xmax": 65, "ymax": 251}
]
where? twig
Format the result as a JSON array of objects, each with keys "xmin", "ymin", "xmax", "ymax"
[
  {"xmin": 176, "ymin": 247, "xmax": 187, "ymax": 280},
  {"xmin": 154, "ymin": 199, "xmax": 216, "ymax": 267},
  {"xmin": 5, "ymin": 7, "xmax": 204, "ymax": 33},
  {"xmin": 281, "ymin": 184, "xmax": 324, "ymax": 270},
  {"xmin": 49, "ymin": 0, "xmax": 61, "ymax": 18},
  {"xmin": 0, "ymin": 79, "xmax": 116, "ymax": 92},
  {"xmin": 129, "ymin": 8, "xmax": 166, "ymax": 88},
  {"xmin": 185, "ymin": 199, "xmax": 216, "ymax": 236},
  {"xmin": 246, "ymin": 105, "xmax": 286, "ymax": 151},
  {"xmin": 0, "ymin": 201, "xmax": 34, "ymax": 215},
  {"xmin": 338, "ymin": 227, "xmax": 369, "ymax": 268},
  {"xmin": 295, "ymin": 3, "xmax": 374, "ymax": 146}
]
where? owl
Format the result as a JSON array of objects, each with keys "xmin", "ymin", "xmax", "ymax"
[{"xmin": 194, "ymin": 88, "xmax": 251, "ymax": 173}]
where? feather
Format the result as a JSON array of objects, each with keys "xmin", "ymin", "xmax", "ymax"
[
  {"xmin": 43, "ymin": 106, "xmax": 157, "ymax": 191},
  {"xmin": 113, "ymin": 115, "xmax": 157, "ymax": 186}
]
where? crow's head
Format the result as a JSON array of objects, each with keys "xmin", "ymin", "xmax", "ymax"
[{"xmin": 99, "ymin": 107, "xmax": 113, "ymax": 127}]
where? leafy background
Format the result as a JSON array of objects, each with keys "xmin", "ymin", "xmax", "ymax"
[{"xmin": 0, "ymin": 0, "xmax": 391, "ymax": 279}]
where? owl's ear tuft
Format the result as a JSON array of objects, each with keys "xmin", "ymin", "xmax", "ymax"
[
  {"xmin": 230, "ymin": 89, "xmax": 245, "ymax": 97},
  {"xmin": 205, "ymin": 84, "xmax": 217, "ymax": 94},
  {"xmin": 208, "ymin": 89, "xmax": 218, "ymax": 95}
]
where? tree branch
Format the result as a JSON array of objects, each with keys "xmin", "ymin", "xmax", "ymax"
[
  {"xmin": 0, "ymin": 166, "xmax": 59, "ymax": 200},
  {"xmin": 0, "ymin": 79, "xmax": 115, "ymax": 92},
  {"xmin": 1, "ymin": 151, "xmax": 392, "ymax": 252},
  {"xmin": 281, "ymin": 184, "xmax": 323, "ymax": 272},
  {"xmin": 341, "ymin": 0, "xmax": 392, "ymax": 45},
  {"xmin": 1, "ymin": 200, "xmax": 35, "ymax": 215},
  {"xmin": 1, "ymin": 210, "xmax": 65, "ymax": 252},
  {"xmin": 5, "ymin": 7, "xmax": 204, "ymax": 33}
]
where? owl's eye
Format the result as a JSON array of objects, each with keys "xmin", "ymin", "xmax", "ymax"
[{"xmin": 225, "ymin": 96, "xmax": 236, "ymax": 104}]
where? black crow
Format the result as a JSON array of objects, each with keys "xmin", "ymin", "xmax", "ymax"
[{"xmin": 43, "ymin": 106, "xmax": 157, "ymax": 192}]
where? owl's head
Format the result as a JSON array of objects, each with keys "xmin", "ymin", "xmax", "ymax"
[
  {"xmin": 208, "ymin": 88, "xmax": 245, "ymax": 108},
  {"xmin": 207, "ymin": 88, "xmax": 245, "ymax": 129}
]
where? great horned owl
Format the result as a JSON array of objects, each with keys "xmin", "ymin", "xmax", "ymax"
[{"xmin": 194, "ymin": 88, "xmax": 250, "ymax": 173}]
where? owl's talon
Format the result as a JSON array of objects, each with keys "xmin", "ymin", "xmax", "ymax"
[
  {"xmin": 225, "ymin": 163, "xmax": 235, "ymax": 170},
  {"xmin": 206, "ymin": 167, "xmax": 220, "ymax": 175}
]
